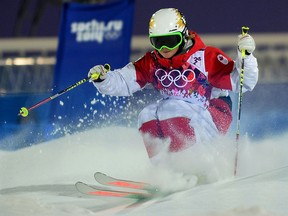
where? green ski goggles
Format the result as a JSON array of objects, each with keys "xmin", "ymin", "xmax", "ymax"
[{"xmin": 149, "ymin": 32, "xmax": 183, "ymax": 51}]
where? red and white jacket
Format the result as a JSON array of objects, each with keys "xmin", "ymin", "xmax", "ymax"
[{"xmin": 93, "ymin": 31, "xmax": 258, "ymax": 110}]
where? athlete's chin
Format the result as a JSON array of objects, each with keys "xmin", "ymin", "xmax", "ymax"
[{"xmin": 160, "ymin": 52, "xmax": 174, "ymax": 59}]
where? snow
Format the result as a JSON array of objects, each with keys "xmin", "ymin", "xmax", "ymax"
[{"xmin": 1, "ymin": 126, "xmax": 288, "ymax": 216}]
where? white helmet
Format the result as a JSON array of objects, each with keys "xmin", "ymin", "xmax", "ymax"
[
  {"xmin": 149, "ymin": 8, "xmax": 188, "ymax": 51},
  {"xmin": 149, "ymin": 8, "xmax": 187, "ymax": 36}
]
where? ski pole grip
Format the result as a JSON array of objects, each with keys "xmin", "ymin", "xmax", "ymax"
[
  {"xmin": 241, "ymin": 26, "xmax": 250, "ymax": 58},
  {"xmin": 241, "ymin": 26, "xmax": 249, "ymax": 36},
  {"xmin": 104, "ymin": 63, "xmax": 111, "ymax": 71},
  {"xmin": 90, "ymin": 63, "xmax": 111, "ymax": 81}
]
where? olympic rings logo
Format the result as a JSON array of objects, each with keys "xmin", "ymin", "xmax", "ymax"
[{"xmin": 155, "ymin": 68, "xmax": 196, "ymax": 88}]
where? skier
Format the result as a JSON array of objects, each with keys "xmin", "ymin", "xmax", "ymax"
[{"xmin": 88, "ymin": 8, "xmax": 258, "ymax": 159}]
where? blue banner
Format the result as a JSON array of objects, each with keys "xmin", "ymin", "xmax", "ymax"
[{"xmin": 51, "ymin": 0, "xmax": 135, "ymax": 127}]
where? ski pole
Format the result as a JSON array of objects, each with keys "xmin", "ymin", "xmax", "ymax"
[
  {"xmin": 234, "ymin": 26, "xmax": 249, "ymax": 176},
  {"xmin": 18, "ymin": 64, "xmax": 110, "ymax": 117}
]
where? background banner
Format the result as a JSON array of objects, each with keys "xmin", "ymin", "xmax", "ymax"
[{"xmin": 51, "ymin": 0, "xmax": 135, "ymax": 127}]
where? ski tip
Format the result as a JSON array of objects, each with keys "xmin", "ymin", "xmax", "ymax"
[
  {"xmin": 94, "ymin": 172, "xmax": 105, "ymax": 177},
  {"xmin": 94, "ymin": 172, "xmax": 159, "ymax": 194}
]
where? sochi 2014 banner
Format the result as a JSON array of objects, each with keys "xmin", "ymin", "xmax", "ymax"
[{"xmin": 51, "ymin": 0, "xmax": 135, "ymax": 127}]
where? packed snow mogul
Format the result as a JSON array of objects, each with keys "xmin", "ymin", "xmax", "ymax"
[{"xmin": 88, "ymin": 8, "xmax": 258, "ymax": 159}]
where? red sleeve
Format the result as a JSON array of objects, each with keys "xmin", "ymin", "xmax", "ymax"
[
  {"xmin": 205, "ymin": 46, "xmax": 234, "ymax": 90},
  {"xmin": 133, "ymin": 52, "xmax": 155, "ymax": 88}
]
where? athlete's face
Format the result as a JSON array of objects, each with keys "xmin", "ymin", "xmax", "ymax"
[{"xmin": 158, "ymin": 46, "xmax": 179, "ymax": 58}]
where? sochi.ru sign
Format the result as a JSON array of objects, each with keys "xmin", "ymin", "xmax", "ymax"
[{"xmin": 71, "ymin": 19, "xmax": 123, "ymax": 43}]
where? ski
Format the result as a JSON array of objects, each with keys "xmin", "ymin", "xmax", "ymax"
[
  {"xmin": 75, "ymin": 181, "xmax": 152, "ymax": 200},
  {"xmin": 94, "ymin": 172, "xmax": 159, "ymax": 194}
]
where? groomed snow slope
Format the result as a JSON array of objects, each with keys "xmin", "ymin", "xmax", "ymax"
[{"xmin": 1, "ymin": 127, "xmax": 288, "ymax": 216}]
